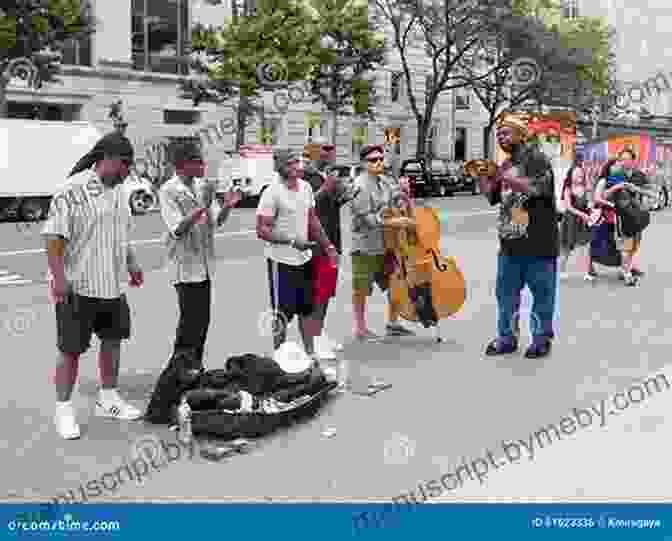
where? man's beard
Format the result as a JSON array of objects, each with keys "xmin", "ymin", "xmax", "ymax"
[{"xmin": 100, "ymin": 175, "xmax": 124, "ymax": 187}]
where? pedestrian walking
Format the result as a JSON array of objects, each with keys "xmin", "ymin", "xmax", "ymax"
[
  {"xmin": 479, "ymin": 114, "xmax": 559, "ymax": 359},
  {"xmin": 350, "ymin": 144, "xmax": 416, "ymax": 340},
  {"xmin": 558, "ymin": 158, "xmax": 594, "ymax": 281},
  {"xmin": 256, "ymin": 148, "xmax": 338, "ymax": 360},
  {"xmin": 303, "ymin": 137, "xmax": 360, "ymax": 360},
  {"xmin": 158, "ymin": 139, "xmax": 241, "ymax": 369},
  {"xmin": 593, "ymin": 153, "xmax": 654, "ymax": 286},
  {"xmin": 43, "ymin": 132, "xmax": 144, "ymax": 440}
]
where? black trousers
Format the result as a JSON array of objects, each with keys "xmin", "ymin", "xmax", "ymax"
[{"xmin": 174, "ymin": 279, "xmax": 211, "ymax": 367}]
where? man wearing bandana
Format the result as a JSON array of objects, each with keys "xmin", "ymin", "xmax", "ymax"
[
  {"xmin": 479, "ymin": 114, "xmax": 559, "ymax": 359},
  {"xmin": 43, "ymin": 132, "xmax": 144, "ymax": 439}
]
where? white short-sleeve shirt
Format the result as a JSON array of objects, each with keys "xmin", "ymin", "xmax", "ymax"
[
  {"xmin": 256, "ymin": 177, "xmax": 315, "ymax": 266},
  {"xmin": 41, "ymin": 173, "xmax": 132, "ymax": 299}
]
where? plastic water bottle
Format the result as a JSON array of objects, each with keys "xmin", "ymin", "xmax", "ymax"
[{"xmin": 177, "ymin": 396, "xmax": 192, "ymax": 445}]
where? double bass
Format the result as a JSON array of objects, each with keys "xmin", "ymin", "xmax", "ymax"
[{"xmin": 383, "ymin": 189, "xmax": 466, "ymax": 342}]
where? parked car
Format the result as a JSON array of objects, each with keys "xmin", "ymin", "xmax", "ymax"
[
  {"xmin": 439, "ymin": 160, "xmax": 478, "ymax": 196},
  {"xmin": 124, "ymin": 174, "xmax": 158, "ymax": 215},
  {"xmin": 400, "ymin": 159, "xmax": 435, "ymax": 197}
]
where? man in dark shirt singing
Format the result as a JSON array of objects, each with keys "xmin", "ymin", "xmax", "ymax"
[{"xmin": 479, "ymin": 113, "xmax": 559, "ymax": 359}]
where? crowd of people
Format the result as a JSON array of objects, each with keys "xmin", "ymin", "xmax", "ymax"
[{"xmin": 42, "ymin": 113, "xmax": 656, "ymax": 440}]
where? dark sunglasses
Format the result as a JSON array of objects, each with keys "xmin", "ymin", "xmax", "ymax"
[
  {"xmin": 321, "ymin": 145, "xmax": 335, "ymax": 152},
  {"xmin": 368, "ymin": 158, "xmax": 384, "ymax": 164}
]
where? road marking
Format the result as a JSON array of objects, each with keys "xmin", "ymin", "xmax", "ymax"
[{"xmin": 0, "ymin": 209, "xmax": 497, "ymax": 258}]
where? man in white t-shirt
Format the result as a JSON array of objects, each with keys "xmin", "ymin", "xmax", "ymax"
[{"xmin": 256, "ymin": 149, "xmax": 338, "ymax": 359}]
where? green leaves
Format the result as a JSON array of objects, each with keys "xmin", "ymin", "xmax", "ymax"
[{"xmin": 1, "ymin": 0, "xmax": 95, "ymax": 93}]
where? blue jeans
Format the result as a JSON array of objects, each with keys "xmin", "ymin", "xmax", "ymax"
[{"xmin": 496, "ymin": 255, "xmax": 557, "ymax": 341}]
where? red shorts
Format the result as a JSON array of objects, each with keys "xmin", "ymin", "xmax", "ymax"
[{"xmin": 312, "ymin": 255, "xmax": 338, "ymax": 305}]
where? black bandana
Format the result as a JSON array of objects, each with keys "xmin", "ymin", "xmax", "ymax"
[{"xmin": 68, "ymin": 132, "xmax": 135, "ymax": 178}]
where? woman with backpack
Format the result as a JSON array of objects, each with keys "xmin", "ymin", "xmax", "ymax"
[
  {"xmin": 593, "ymin": 154, "xmax": 653, "ymax": 286},
  {"xmin": 559, "ymin": 159, "xmax": 595, "ymax": 281}
]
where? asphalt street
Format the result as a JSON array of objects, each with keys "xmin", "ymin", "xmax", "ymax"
[{"xmin": 1, "ymin": 192, "xmax": 671, "ymax": 504}]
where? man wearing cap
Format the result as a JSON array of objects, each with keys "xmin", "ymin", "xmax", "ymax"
[
  {"xmin": 350, "ymin": 144, "xmax": 416, "ymax": 340},
  {"xmin": 43, "ymin": 132, "xmax": 145, "ymax": 439},
  {"xmin": 479, "ymin": 114, "xmax": 558, "ymax": 359},
  {"xmin": 158, "ymin": 140, "xmax": 242, "ymax": 370},
  {"xmin": 302, "ymin": 138, "xmax": 359, "ymax": 359},
  {"xmin": 256, "ymin": 148, "xmax": 338, "ymax": 359}
]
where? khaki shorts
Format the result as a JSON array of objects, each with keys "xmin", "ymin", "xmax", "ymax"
[{"xmin": 351, "ymin": 253, "xmax": 388, "ymax": 296}]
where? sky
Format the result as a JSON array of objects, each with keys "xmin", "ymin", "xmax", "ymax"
[{"xmin": 580, "ymin": 0, "xmax": 672, "ymax": 83}]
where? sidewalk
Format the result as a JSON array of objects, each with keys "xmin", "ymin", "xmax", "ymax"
[{"xmin": 2, "ymin": 212, "xmax": 671, "ymax": 501}]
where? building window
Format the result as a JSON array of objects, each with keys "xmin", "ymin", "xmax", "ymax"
[
  {"xmin": 61, "ymin": 36, "xmax": 92, "ymax": 66},
  {"xmin": 132, "ymin": 0, "xmax": 190, "ymax": 75},
  {"xmin": 258, "ymin": 117, "xmax": 282, "ymax": 145},
  {"xmin": 456, "ymin": 88, "xmax": 470, "ymax": 110},
  {"xmin": 454, "ymin": 127, "xmax": 467, "ymax": 161},
  {"xmin": 391, "ymin": 72, "xmax": 403, "ymax": 103},
  {"xmin": 163, "ymin": 109, "xmax": 200, "ymax": 124},
  {"xmin": 562, "ymin": 0, "xmax": 579, "ymax": 18},
  {"xmin": 6, "ymin": 102, "xmax": 80, "ymax": 121},
  {"xmin": 352, "ymin": 123, "xmax": 367, "ymax": 161},
  {"xmin": 306, "ymin": 113, "xmax": 328, "ymax": 143}
]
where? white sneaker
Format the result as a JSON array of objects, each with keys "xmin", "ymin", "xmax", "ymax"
[
  {"xmin": 314, "ymin": 336, "xmax": 337, "ymax": 360},
  {"xmin": 559, "ymin": 272, "xmax": 570, "ymax": 280},
  {"xmin": 95, "ymin": 399, "xmax": 143, "ymax": 420},
  {"xmin": 55, "ymin": 402, "xmax": 81, "ymax": 440},
  {"xmin": 320, "ymin": 334, "xmax": 343, "ymax": 352}
]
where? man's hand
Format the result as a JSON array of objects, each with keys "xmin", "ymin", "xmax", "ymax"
[
  {"xmin": 51, "ymin": 277, "xmax": 70, "ymax": 304},
  {"xmin": 128, "ymin": 262, "xmax": 144, "ymax": 287},
  {"xmin": 294, "ymin": 239, "xmax": 318, "ymax": 251},
  {"xmin": 319, "ymin": 174, "xmax": 338, "ymax": 194},
  {"xmin": 386, "ymin": 216, "xmax": 414, "ymax": 228},
  {"xmin": 326, "ymin": 245, "xmax": 339, "ymax": 267},
  {"xmin": 220, "ymin": 189, "xmax": 242, "ymax": 209},
  {"xmin": 190, "ymin": 207, "xmax": 209, "ymax": 224}
]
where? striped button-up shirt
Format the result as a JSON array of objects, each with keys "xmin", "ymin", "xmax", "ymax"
[
  {"xmin": 159, "ymin": 175, "xmax": 218, "ymax": 285},
  {"xmin": 41, "ymin": 173, "xmax": 132, "ymax": 299}
]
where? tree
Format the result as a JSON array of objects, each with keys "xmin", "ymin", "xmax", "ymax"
[
  {"xmin": 0, "ymin": 0, "xmax": 95, "ymax": 117},
  {"xmin": 467, "ymin": 0, "xmax": 615, "ymax": 155},
  {"xmin": 183, "ymin": 0, "xmax": 320, "ymax": 150},
  {"xmin": 373, "ymin": 0, "xmax": 550, "ymax": 160},
  {"xmin": 304, "ymin": 0, "xmax": 385, "ymax": 144}
]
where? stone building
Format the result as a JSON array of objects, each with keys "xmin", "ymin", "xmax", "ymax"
[{"xmin": 3, "ymin": 0, "xmax": 489, "ymax": 183}]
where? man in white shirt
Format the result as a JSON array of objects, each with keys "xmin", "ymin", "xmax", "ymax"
[
  {"xmin": 158, "ymin": 140, "xmax": 241, "ymax": 368},
  {"xmin": 43, "ymin": 133, "xmax": 144, "ymax": 440},
  {"xmin": 256, "ymin": 149, "xmax": 337, "ymax": 359}
]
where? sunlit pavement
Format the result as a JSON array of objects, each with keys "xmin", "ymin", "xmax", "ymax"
[{"xmin": 1, "ymin": 198, "xmax": 671, "ymax": 502}]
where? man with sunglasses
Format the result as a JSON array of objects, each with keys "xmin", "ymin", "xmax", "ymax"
[
  {"xmin": 303, "ymin": 138, "xmax": 360, "ymax": 359},
  {"xmin": 158, "ymin": 140, "xmax": 241, "ymax": 370},
  {"xmin": 350, "ymin": 144, "xmax": 416, "ymax": 340},
  {"xmin": 43, "ymin": 132, "xmax": 144, "ymax": 439}
]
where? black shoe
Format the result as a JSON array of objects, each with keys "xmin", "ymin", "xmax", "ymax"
[
  {"xmin": 524, "ymin": 339, "xmax": 552, "ymax": 359},
  {"xmin": 631, "ymin": 268, "xmax": 644, "ymax": 277},
  {"xmin": 485, "ymin": 337, "xmax": 518, "ymax": 356}
]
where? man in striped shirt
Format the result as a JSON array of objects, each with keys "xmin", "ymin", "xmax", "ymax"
[
  {"xmin": 43, "ymin": 133, "xmax": 144, "ymax": 440},
  {"xmin": 158, "ymin": 140, "xmax": 241, "ymax": 369}
]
